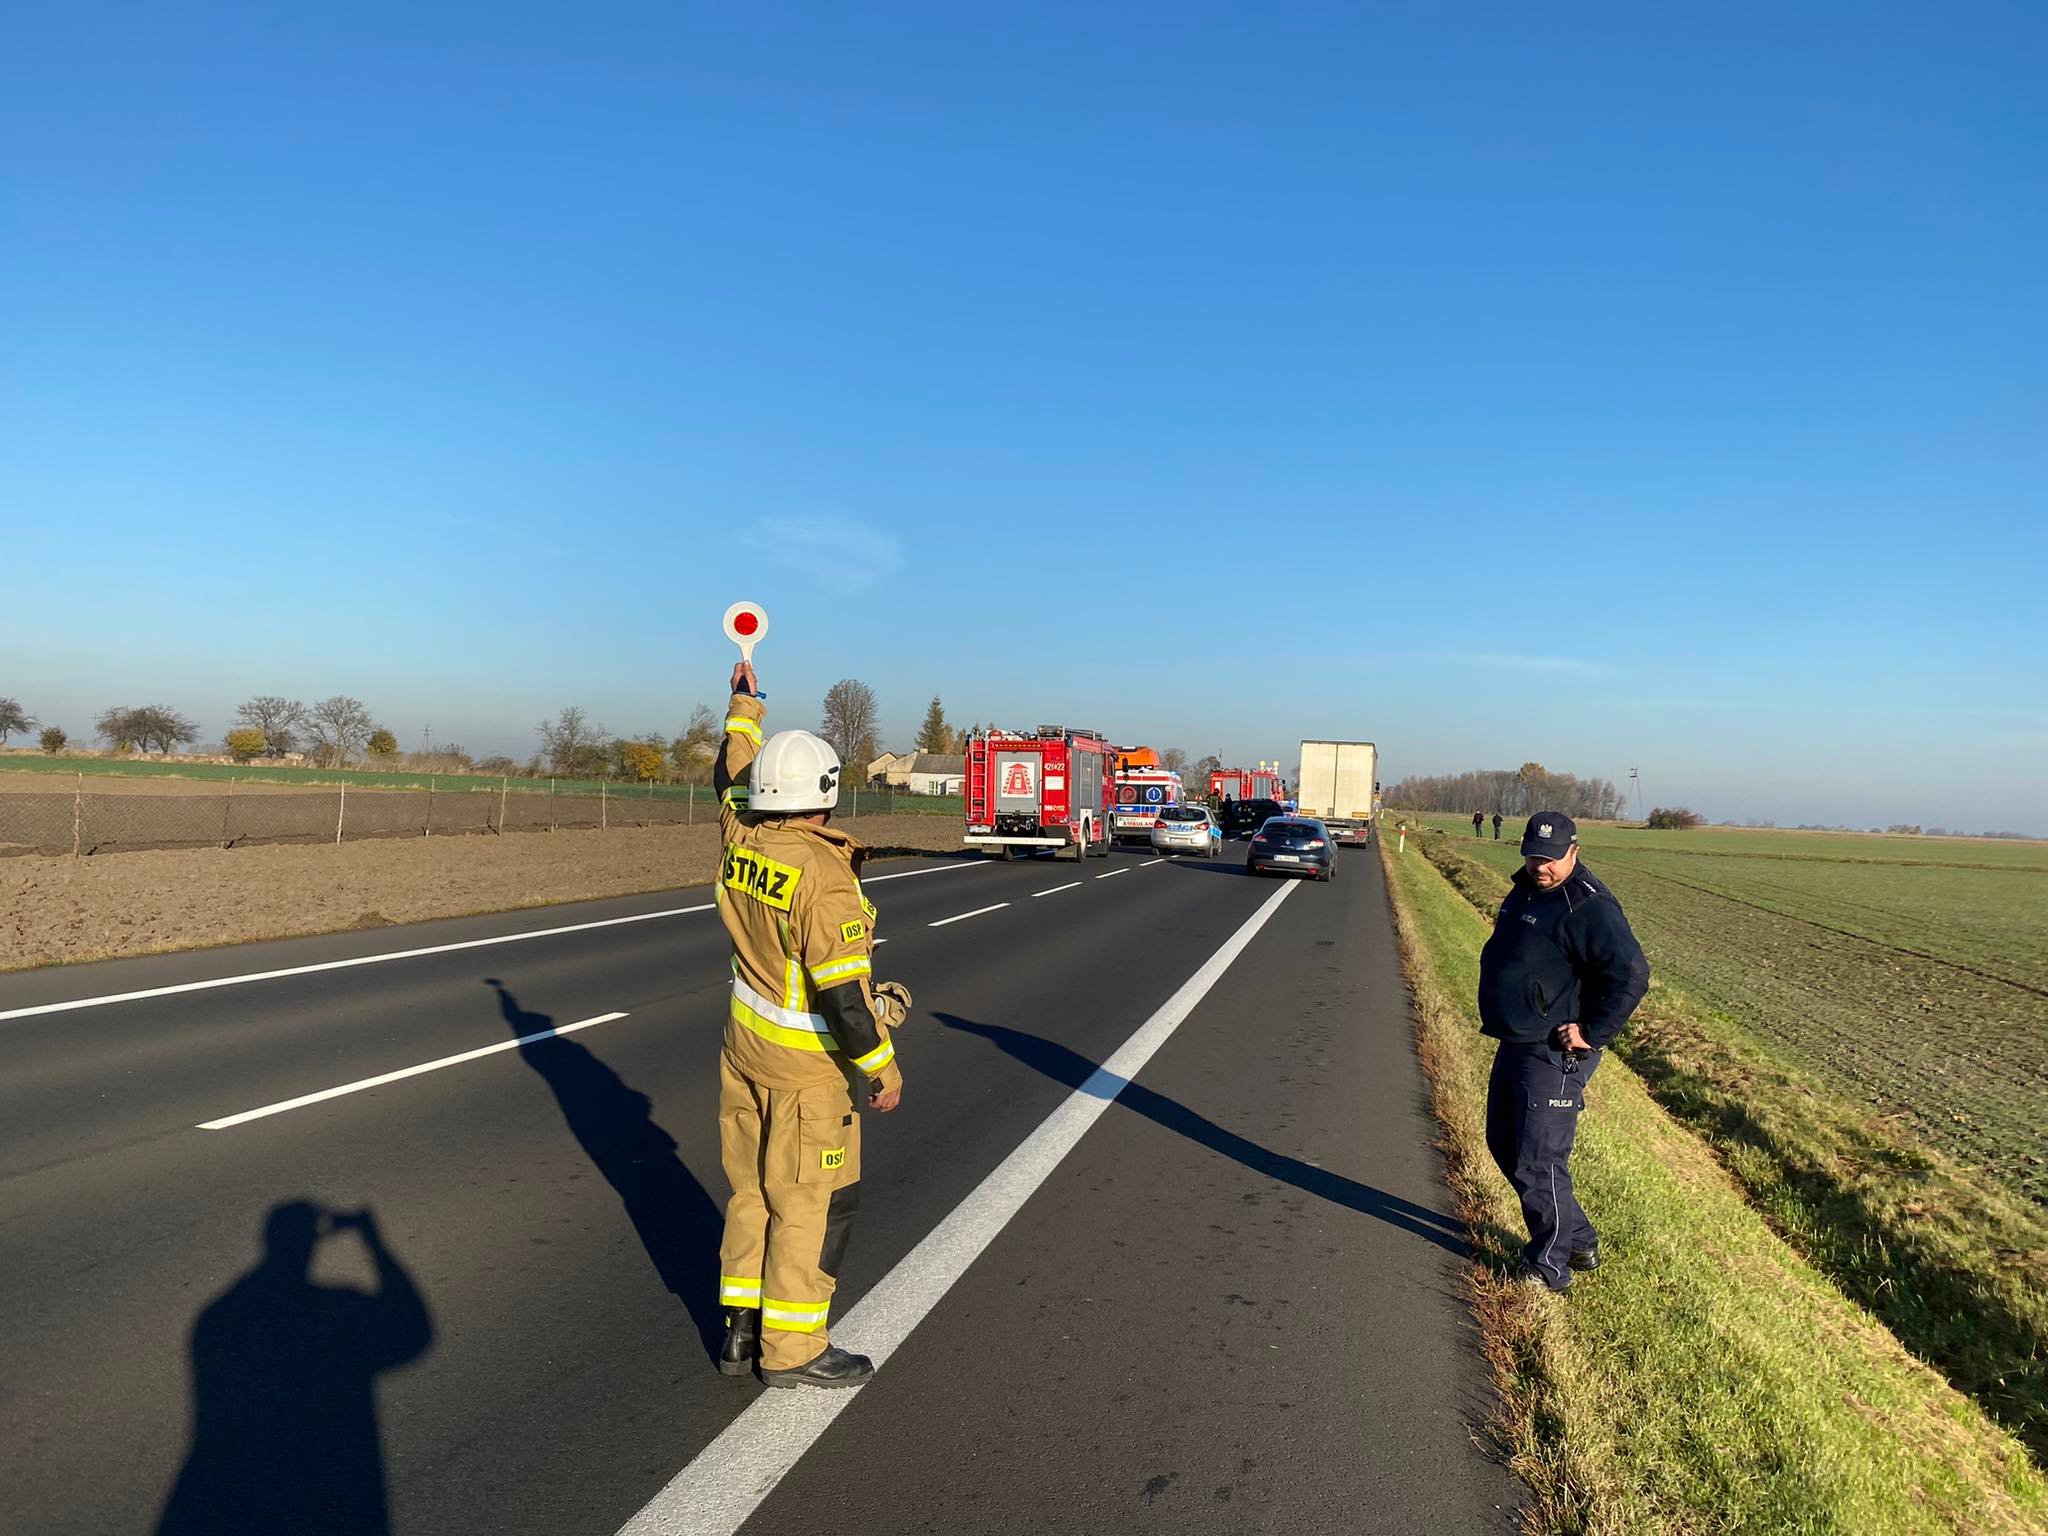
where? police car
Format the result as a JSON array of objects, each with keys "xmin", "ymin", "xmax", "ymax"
[{"xmin": 1150, "ymin": 804, "xmax": 1223, "ymax": 857}]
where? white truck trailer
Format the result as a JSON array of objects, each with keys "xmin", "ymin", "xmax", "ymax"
[{"xmin": 1296, "ymin": 740, "xmax": 1378, "ymax": 847}]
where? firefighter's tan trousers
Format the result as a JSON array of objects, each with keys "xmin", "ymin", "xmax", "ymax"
[{"xmin": 716, "ymin": 1054, "xmax": 863, "ymax": 1370}]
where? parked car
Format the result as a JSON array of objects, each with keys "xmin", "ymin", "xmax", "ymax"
[
  {"xmin": 1217, "ymin": 797, "xmax": 1286, "ymax": 838},
  {"xmin": 1151, "ymin": 803, "xmax": 1223, "ymax": 857},
  {"xmin": 1245, "ymin": 817, "xmax": 1337, "ymax": 881}
]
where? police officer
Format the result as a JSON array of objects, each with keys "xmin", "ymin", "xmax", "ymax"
[
  {"xmin": 711, "ymin": 660, "xmax": 910, "ymax": 1386},
  {"xmin": 1477, "ymin": 813, "xmax": 1649, "ymax": 1292}
]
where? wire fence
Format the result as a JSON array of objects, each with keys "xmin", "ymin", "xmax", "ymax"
[{"xmin": 0, "ymin": 777, "xmax": 963, "ymax": 858}]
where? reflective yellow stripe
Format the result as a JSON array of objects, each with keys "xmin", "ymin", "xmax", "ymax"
[
  {"xmin": 733, "ymin": 976, "xmax": 828, "ymax": 1032},
  {"xmin": 853, "ymin": 1036, "xmax": 895, "ymax": 1075},
  {"xmin": 731, "ymin": 994, "xmax": 834, "ymax": 1053},
  {"xmin": 810, "ymin": 955, "xmax": 872, "ymax": 984},
  {"xmin": 785, "ymin": 955, "xmax": 806, "ymax": 1011},
  {"xmin": 724, "ymin": 715, "xmax": 762, "ymax": 744},
  {"xmin": 761, "ymin": 1298, "xmax": 830, "ymax": 1332},
  {"xmin": 723, "ymin": 786, "xmax": 750, "ymax": 808},
  {"xmin": 719, "ymin": 1275, "xmax": 762, "ymax": 1302}
]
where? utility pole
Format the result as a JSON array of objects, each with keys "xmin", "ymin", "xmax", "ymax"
[
  {"xmin": 421, "ymin": 724, "xmax": 431, "ymax": 755},
  {"xmin": 1630, "ymin": 767, "xmax": 1644, "ymax": 823}
]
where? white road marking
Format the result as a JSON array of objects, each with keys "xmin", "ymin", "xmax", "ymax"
[
  {"xmin": 1031, "ymin": 882, "xmax": 1083, "ymax": 898},
  {"xmin": 1142, "ymin": 857, "xmax": 1166, "ymax": 866},
  {"xmin": 617, "ymin": 879, "xmax": 1299, "ymax": 1536},
  {"xmin": 1, "ymin": 858, "xmax": 987, "ymax": 1023},
  {"xmin": 197, "ymin": 1011, "xmax": 629, "ymax": 1130},
  {"xmin": 1095, "ymin": 868, "xmax": 1130, "ymax": 880},
  {"xmin": 926, "ymin": 903, "xmax": 1010, "ymax": 928}
]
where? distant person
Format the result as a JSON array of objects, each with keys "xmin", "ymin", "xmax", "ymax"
[
  {"xmin": 1477, "ymin": 814, "xmax": 1650, "ymax": 1293},
  {"xmin": 1472, "ymin": 809, "xmax": 1485, "ymax": 837},
  {"xmin": 1492, "ymin": 812, "xmax": 1503, "ymax": 840}
]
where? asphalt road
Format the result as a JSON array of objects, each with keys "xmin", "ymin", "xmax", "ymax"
[{"xmin": 0, "ymin": 838, "xmax": 1519, "ymax": 1535}]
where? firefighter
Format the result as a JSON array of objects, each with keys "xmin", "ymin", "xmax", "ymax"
[{"xmin": 711, "ymin": 659, "xmax": 910, "ymax": 1387}]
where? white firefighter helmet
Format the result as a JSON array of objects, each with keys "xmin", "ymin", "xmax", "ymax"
[{"xmin": 748, "ymin": 729, "xmax": 842, "ymax": 814}]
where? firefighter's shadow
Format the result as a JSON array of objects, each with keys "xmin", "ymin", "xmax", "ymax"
[
  {"xmin": 936, "ymin": 1013, "xmax": 1469, "ymax": 1257},
  {"xmin": 487, "ymin": 979, "xmax": 727, "ymax": 1361}
]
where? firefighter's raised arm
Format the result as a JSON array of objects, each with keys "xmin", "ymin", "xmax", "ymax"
[{"xmin": 715, "ymin": 662, "xmax": 765, "ymax": 813}]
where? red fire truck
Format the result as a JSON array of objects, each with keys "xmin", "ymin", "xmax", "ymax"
[
  {"xmin": 964, "ymin": 726, "xmax": 1116, "ymax": 860},
  {"xmin": 1209, "ymin": 767, "xmax": 1286, "ymax": 803}
]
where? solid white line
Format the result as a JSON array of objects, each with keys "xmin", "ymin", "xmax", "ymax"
[
  {"xmin": 926, "ymin": 903, "xmax": 1010, "ymax": 928},
  {"xmin": 1, "ymin": 858, "xmax": 988, "ymax": 1024},
  {"xmin": 197, "ymin": 1011, "xmax": 629, "ymax": 1130},
  {"xmin": 1094, "ymin": 868, "xmax": 1130, "ymax": 880},
  {"xmin": 616, "ymin": 879, "xmax": 1298, "ymax": 1536},
  {"xmin": 1031, "ymin": 882, "xmax": 1083, "ymax": 898}
]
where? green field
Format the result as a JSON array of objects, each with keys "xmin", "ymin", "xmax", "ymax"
[
  {"xmin": 0, "ymin": 755, "xmax": 962, "ymax": 816},
  {"xmin": 1379, "ymin": 835, "xmax": 2048, "ymax": 1533},
  {"xmin": 1393, "ymin": 814, "xmax": 2048, "ymax": 1462}
]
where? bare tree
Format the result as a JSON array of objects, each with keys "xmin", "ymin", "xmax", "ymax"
[
  {"xmin": 94, "ymin": 704, "xmax": 199, "ymax": 754},
  {"xmin": 537, "ymin": 706, "xmax": 608, "ymax": 776},
  {"xmin": 0, "ymin": 698, "xmax": 33, "ymax": 744},
  {"xmin": 306, "ymin": 695, "xmax": 375, "ymax": 767},
  {"xmin": 1159, "ymin": 746, "xmax": 1190, "ymax": 776},
  {"xmin": 234, "ymin": 696, "xmax": 307, "ymax": 754},
  {"xmin": 670, "ymin": 704, "xmax": 720, "ymax": 783},
  {"xmin": 820, "ymin": 679, "xmax": 879, "ymax": 772}
]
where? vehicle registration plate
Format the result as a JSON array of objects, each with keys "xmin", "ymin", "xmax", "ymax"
[{"xmin": 1275, "ymin": 854, "xmax": 1300, "ymax": 863}]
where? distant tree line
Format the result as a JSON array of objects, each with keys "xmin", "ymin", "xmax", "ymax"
[{"xmin": 1384, "ymin": 762, "xmax": 1629, "ymax": 821}]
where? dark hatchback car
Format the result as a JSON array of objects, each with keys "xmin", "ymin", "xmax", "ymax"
[
  {"xmin": 1218, "ymin": 798, "xmax": 1286, "ymax": 838},
  {"xmin": 1245, "ymin": 817, "xmax": 1337, "ymax": 881}
]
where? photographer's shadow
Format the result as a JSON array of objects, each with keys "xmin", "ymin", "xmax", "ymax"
[
  {"xmin": 486, "ymin": 979, "xmax": 727, "ymax": 1360},
  {"xmin": 156, "ymin": 1201, "xmax": 433, "ymax": 1536}
]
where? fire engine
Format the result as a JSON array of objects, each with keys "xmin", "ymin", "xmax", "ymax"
[
  {"xmin": 1208, "ymin": 767, "xmax": 1287, "ymax": 804},
  {"xmin": 963, "ymin": 726, "xmax": 1115, "ymax": 860},
  {"xmin": 1110, "ymin": 753, "xmax": 1184, "ymax": 846}
]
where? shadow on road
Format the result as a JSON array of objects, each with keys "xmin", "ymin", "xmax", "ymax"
[
  {"xmin": 486, "ymin": 979, "xmax": 727, "ymax": 1362},
  {"xmin": 937, "ymin": 1013, "xmax": 1469, "ymax": 1257},
  {"xmin": 156, "ymin": 1201, "xmax": 433, "ymax": 1536}
]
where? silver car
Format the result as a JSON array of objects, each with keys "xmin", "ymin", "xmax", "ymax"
[{"xmin": 1150, "ymin": 804, "xmax": 1223, "ymax": 857}]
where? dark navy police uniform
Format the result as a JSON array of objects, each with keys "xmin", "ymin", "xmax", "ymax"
[{"xmin": 1478, "ymin": 814, "xmax": 1649, "ymax": 1290}]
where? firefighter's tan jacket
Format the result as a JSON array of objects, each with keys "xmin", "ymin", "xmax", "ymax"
[{"xmin": 714, "ymin": 693, "xmax": 905, "ymax": 1096}]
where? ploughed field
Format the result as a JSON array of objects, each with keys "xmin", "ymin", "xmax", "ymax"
[{"xmin": 1412, "ymin": 818, "xmax": 2048, "ymax": 1207}]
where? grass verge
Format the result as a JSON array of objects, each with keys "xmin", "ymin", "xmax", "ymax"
[
  {"xmin": 1380, "ymin": 833, "xmax": 2048, "ymax": 1533},
  {"xmin": 1410, "ymin": 827, "xmax": 2048, "ymax": 1462}
]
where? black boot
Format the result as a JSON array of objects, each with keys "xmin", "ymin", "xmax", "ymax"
[
  {"xmin": 718, "ymin": 1308, "xmax": 761, "ymax": 1377},
  {"xmin": 759, "ymin": 1345, "xmax": 875, "ymax": 1390}
]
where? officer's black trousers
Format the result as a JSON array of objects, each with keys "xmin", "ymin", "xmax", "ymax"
[{"xmin": 1484, "ymin": 1040, "xmax": 1602, "ymax": 1287}]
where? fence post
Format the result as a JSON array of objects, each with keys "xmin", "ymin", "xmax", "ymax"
[
  {"xmin": 687, "ymin": 783, "xmax": 694, "ymax": 824},
  {"xmin": 499, "ymin": 775, "xmax": 508, "ymax": 835},
  {"xmin": 222, "ymin": 775, "xmax": 234, "ymax": 848},
  {"xmin": 601, "ymin": 780, "xmax": 608, "ymax": 832},
  {"xmin": 72, "ymin": 771, "xmax": 82, "ymax": 858},
  {"xmin": 550, "ymin": 778, "xmax": 557, "ymax": 832},
  {"xmin": 336, "ymin": 781, "xmax": 346, "ymax": 845},
  {"xmin": 647, "ymin": 777, "xmax": 653, "ymax": 827},
  {"xmin": 426, "ymin": 775, "xmax": 435, "ymax": 838}
]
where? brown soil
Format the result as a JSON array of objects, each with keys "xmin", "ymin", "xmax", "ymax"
[{"xmin": 0, "ymin": 814, "xmax": 968, "ymax": 972}]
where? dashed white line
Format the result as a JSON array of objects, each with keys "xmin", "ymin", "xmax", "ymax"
[
  {"xmin": 1031, "ymin": 882, "xmax": 1083, "ymax": 898},
  {"xmin": 616, "ymin": 879, "xmax": 1299, "ymax": 1536},
  {"xmin": 926, "ymin": 903, "xmax": 1011, "ymax": 928},
  {"xmin": 197, "ymin": 1011, "xmax": 630, "ymax": 1130},
  {"xmin": 2, "ymin": 858, "xmax": 988, "ymax": 1024},
  {"xmin": 1095, "ymin": 868, "xmax": 1131, "ymax": 880}
]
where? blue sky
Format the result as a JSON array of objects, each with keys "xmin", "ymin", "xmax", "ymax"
[{"xmin": 4, "ymin": 2, "xmax": 2043, "ymax": 831}]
